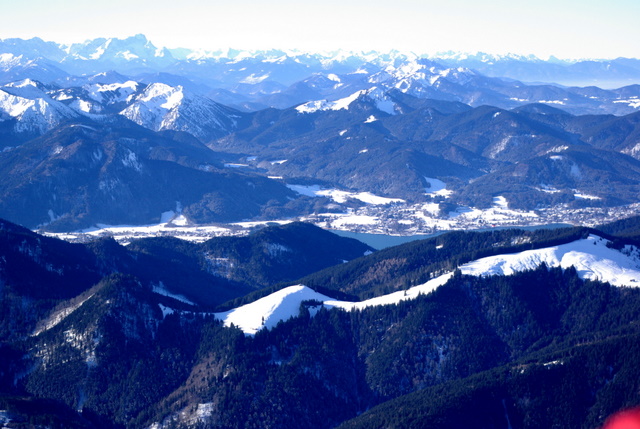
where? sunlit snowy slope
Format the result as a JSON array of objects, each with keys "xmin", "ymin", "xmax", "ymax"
[
  {"xmin": 215, "ymin": 286, "xmax": 335, "ymax": 335},
  {"xmin": 215, "ymin": 234, "xmax": 640, "ymax": 335},
  {"xmin": 459, "ymin": 234, "xmax": 640, "ymax": 286}
]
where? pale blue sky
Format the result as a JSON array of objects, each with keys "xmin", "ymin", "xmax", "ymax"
[{"xmin": 1, "ymin": 0, "xmax": 638, "ymax": 58}]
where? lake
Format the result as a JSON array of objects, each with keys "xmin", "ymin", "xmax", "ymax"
[{"xmin": 330, "ymin": 224, "xmax": 573, "ymax": 249}]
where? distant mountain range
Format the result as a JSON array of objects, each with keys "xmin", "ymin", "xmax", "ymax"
[
  {"xmin": 2, "ymin": 35, "xmax": 640, "ymax": 114},
  {"xmin": 3, "ymin": 35, "xmax": 640, "ymax": 86},
  {"xmin": 1, "ymin": 35, "xmax": 640, "ymax": 231}
]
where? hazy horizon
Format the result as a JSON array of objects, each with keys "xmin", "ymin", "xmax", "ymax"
[{"xmin": 1, "ymin": 0, "xmax": 639, "ymax": 60}]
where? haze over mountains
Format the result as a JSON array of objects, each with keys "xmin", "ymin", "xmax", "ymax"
[
  {"xmin": 1, "ymin": 35, "xmax": 640, "ymax": 232},
  {"xmin": 1, "ymin": 35, "xmax": 640, "ymax": 112}
]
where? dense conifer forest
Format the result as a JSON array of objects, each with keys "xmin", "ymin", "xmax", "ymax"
[{"xmin": 1, "ymin": 219, "xmax": 640, "ymax": 427}]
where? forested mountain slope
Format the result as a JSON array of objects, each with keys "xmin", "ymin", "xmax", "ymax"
[{"xmin": 2, "ymin": 219, "xmax": 640, "ymax": 427}]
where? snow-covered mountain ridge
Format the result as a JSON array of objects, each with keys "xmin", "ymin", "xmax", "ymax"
[
  {"xmin": 460, "ymin": 234, "xmax": 640, "ymax": 285},
  {"xmin": 215, "ymin": 234, "xmax": 640, "ymax": 335},
  {"xmin": 0, "ymin": 78, "xmax": 243, "ymax": 141},
  {"xmin": 295, "ymin": 86, "xmax": 398, "ymax": 115},
  {"xmin": 3, "ymin": 35, "xmax": 640, "ymax": 110},
  {"xmin": 0, "ymin": 80, "xmax": 79, "ymax": 134},
  {"xmin": 0, "ymin": 35, "xmax": 625, "ymax": 67},
  {"xmin": 120, "ymin": 82, "xmax": 243, "ymax": 140}
]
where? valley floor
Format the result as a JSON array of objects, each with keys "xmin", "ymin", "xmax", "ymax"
[{"xmin": 40, "ymin": 200, "xmax": 640, "ymax": 246}]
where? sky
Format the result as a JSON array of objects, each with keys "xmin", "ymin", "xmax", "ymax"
[{"xmin": 1, "ymin": 0, "xmax": 639, "ymax": 59}]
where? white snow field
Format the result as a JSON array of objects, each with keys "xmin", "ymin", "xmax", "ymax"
[
  {"xmin": 459, "ymin": 234, "xmax": 640, "ymax": 287},
  {"xmin": 215, "ymin": 234, "xmax": 640, "ymax": 335}
]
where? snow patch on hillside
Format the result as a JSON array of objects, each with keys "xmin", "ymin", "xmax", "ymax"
[
  {"xmin": 286, "ymin": 184, "xmax": 404, "ymax": 205},
  {"xmin": 614, "ymin": 98, "xmax": 640, "ymax": 109},
  {"xmin": 215, "ymin": 274, "xmax": 453, "ymax": 336},
  {"xmin": 240, "ymin": 73, "xmax": 270, "ymax": 84},
  {"xmin": 424, "ymin": 177, "xmax": 452, "ymax": 198},
  {"xmin": 296, "ymin": 87, "xmax": 397, "ymax": 115},
  {"xmin": 213, "ymin": 274, "xmax": 452, "ymax": 336},
  {"xmin": 121, "ymin": 149, "xmax": 142, "ymax": 172},
  {"xmin": 32, "ymin": 294, "xmax": 95, "ymax": 336},
  {"xmin": 537, "ymin": 184, "xmax": 562, "ymax": 194},
  {"xmin": 493, "ymin": 196, "xmax": 509, "ymax": 209},
  {"xmin": 574, "ymin": 192, "xmax": 601, "ymax": 200},
  {"xmin": 152, "ymin": 281, "xmax": 195, "ymax": 305},
  {"xmin": 296, "ymin": 90, "xmax": 364, "ymax": 113},
  {"xmin": 330, "ymin": 273, "xmax": 454, "ymax": 311}
]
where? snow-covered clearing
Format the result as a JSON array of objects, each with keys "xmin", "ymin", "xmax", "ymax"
[
  {"xmin": 286, "ymin": 184, "xmax": 404, "ymax": 205},
  {"xmin": 424, "ymin": 177, "xmax": 452, "ymax": 198},
  {"xmin": 32, "ymin": 293, "xmax": 95, "ymax": 336},
  {"xmin": 614, "ymin": 98, "xmax": 640, "ymax": 109},
  {"xmin": 448, "ymin": 196, "xmax": 537, "ymax": 224},
  {"xmin": 152, "ymin": 282, "xmax": 195, "ymax": 306}
]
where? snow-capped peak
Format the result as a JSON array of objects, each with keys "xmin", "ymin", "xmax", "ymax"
[
  {"xmin": 5, "ymin": 78, "xmax": 39, "ymax": 88},
  {"xmin": 89, "ymin": 38, "xmax": 112, "ymax": 60},
  {"xmin": 119, "ymin": 83, "xmax": 185, "ymax": 131},
  {"xmin": 369, "ymin": 59, "xmax": 479, "ymax": 96},
  {"xmin": 1, "ymin": 78, "xmax": 54, "ymax": 101},
  {"xmin": 295, "ymin": 87, "xmax": 398, "ymax": 115},
  {"xmin": 137, "ymin": 82, "xmax": 184, "ymax": 109},
  {"xmin": 385, "ymin": 59, "xmax": 429, "ymax": 79},
  {"xmin": 0, "ymin": 53, "xmax": 23, "ymax": 71},
  {"xmin": 428, "ymin": 51, "xmax": 543, "ymax": 63},
  {"xmin": 0, "ymin": 85, "xmax": 78, "ymax": 134},
  {"xmin": 119, "ymin": 81, "xmax": 240, "ymax": 140},
  {"xmin": 83, "ymin": 80, "xmax": 140, "ymax": 104}
]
